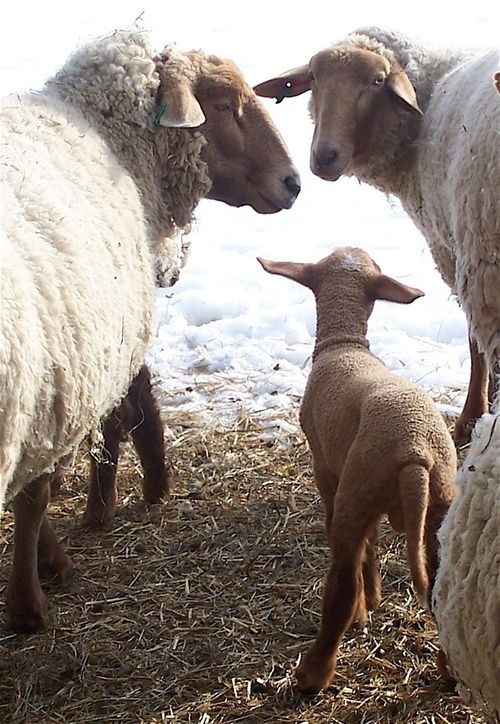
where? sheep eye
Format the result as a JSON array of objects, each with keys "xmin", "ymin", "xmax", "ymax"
[
  {"xmin": 373, "ymin": 74, "xmax": 385, "ymax": 86},
  {"xmin": 307, "ymin": 71, "xmax": 315, "ymax": 82},
  {"xmin": 215, "ymin": 102, "xmax": 232, "ymax": 112}
]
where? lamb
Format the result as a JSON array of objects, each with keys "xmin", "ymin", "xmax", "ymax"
[
  {"xmin": 0, "ymin": 30, "xmax": 300, "ymax": 632},
  {"xmin": 432, "ymin": 412, "xmax": 500, "ymax": 717},
  {"xmin": 254, "ymin": 28, "xmax": 500, "ymax": 444},
  {"xmin": 258, "ymin": 246, "xmax": 457, "ymax": 695}
]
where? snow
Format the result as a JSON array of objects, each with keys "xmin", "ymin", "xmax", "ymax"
[{"xmin": 3, "ymin": 0, "xmax": 498, "ymax": 434}]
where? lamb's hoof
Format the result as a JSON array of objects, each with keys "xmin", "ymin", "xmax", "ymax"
[
  {"xmin": 295, "ymin": 650, "xmax": 337, "ymax": 695},
  {"xmin": 436, "ymin": 648, "xmax": 457, "ymax": 689},
  {"xmin": 38, "ymin": 552, "xmax": 73, "ymax": 584},
  {"xmin": 7, "ymin": 601, "xmax": 47, "ymax": 634}
]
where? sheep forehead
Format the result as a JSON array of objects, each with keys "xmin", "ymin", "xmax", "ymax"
[
  {"xmin": 311, "ymin": 46, "xmax": 390, "ymax": 79},
  {"xmin": 330, "ymin": 247, "xmax": 377, "ymax": 272}
]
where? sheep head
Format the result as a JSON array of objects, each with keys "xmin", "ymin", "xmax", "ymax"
[
  {"xmin": 254, "ymin": 43, "xmax": 422, "ymax": 183},
  {"xmin": 258, "ymin": 247, "xmax": 423, "ymax": 313},
  {"xmin": 187, "ymin": 52, "xmax": 301, "ymax": 214}
]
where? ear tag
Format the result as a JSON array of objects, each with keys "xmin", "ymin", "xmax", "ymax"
[
  {"xmin": 276, "ymin": 81, "xmax": 293, "ymax": 104},
  {"xmin": 154, "ymin": 103, "xmax": 167, "ymax": 127}
]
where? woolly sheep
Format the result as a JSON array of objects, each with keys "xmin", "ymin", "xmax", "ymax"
[
  {"xmin": 258, "ymin": 246, "xmax": 457, "ymax": 694},
  {"xmin": 254, "ymin": 28, "xmax": 500, "ymax": 444},
  {"xmin": 432, "ymin": 412, "xmax": 500, "ymax": 717},
  {"xmin": 0, "ymin": 30, "xmax": 300, "ymax": 631}
]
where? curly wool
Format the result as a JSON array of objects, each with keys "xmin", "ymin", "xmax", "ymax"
[
  {"xmin": 0, "ymin": 31, "xmax": 214, "ymax": 509},
  {"xmin": 433, "ymin": 413, "xmax": 500, "ymax": 716}
]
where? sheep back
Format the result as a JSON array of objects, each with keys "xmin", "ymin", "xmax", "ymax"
[{"xmin": 0, "ymin": 92, "xmax": 155, "ymax": 508}]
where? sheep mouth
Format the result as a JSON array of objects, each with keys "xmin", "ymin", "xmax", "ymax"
[{"xmin": 254, "ymin": 192, "xmax": 286, "ymax": 213}]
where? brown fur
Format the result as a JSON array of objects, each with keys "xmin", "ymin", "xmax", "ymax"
[{"xmin": 258, "ymin": 247, "xmax": 457, "ymax": 694}]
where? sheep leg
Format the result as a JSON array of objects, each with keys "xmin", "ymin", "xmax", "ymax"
[
  {"xmin": 82, "ymin": 412, "xmax": 122, "ymax": 528},
  {"xmin": 362, "ymin": 519, "xmax": 381, "ymax": 612},
  {"xmin": 37, "ymin": 515, "xmax": 72, "ymax": 583},
  {"xmin": 295, "ymin": 496, "xmax": 372, "ymax": 694},
  {"xmin": 128, "ymin": 366, "xmax": 171, "ymax": 504},
  {"xmin": 454, "ymin": 336, "xmax": 489, "ymax": 444},
  {"xmin": 6, "ymin": 475, "xmax": 53, "ymax": 632},
  {"xmin": 312, "ymin": 458, "xmax": 338, "ymax": 540}
]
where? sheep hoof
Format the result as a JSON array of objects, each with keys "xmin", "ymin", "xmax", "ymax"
[
  {"xmin": 295, "ymin": 650, "xmax": 337, "ymax": 695},
  {"xmin": 142, "ymin": 473, "xmax": 171, "ymax": 504},
  {"xmin": 6, "ymin": 601, "xmax": 47, "ymax": 634},
  {"xmin": 81, "ymin": 507, "xmax": 114, "ymax": 529},
  {"xmin": 38, "ymin": 552, "xmax": 73, "ymax": 584}
]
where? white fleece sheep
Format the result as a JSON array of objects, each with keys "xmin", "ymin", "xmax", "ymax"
[
  {"xmin": 255, "ymin": 29, "xmax": 499, "ymax": 439},
  {"xmin": 0, "ymin": 31, "xmax": 211, "ymax": 511},
  {"xmin": 433, "ymin": 412, "xmax": 500, "ymax": 717}
]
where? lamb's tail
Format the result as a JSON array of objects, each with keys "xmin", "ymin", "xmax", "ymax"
[{"xmin": 399, "ymin": 463, "xmax": 430, "ymax": 607}]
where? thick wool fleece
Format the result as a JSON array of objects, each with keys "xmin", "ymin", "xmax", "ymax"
[
  {"xmin": 345, "ymin": 29, "xmax": 500, "ymax": 370},
  {"xmin": 0, "ymin": 31, "xmax": 210, "ymax": 509},
  {"xmin": 433, "ymin": 413, "xmax": 500, "ymax": 717}
]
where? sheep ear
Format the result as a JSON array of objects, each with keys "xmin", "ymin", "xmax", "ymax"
[
  {"xmin": 387, "ymin": 67, "xmax": 423, "ymax": 117},
  {"xmin": 254, "ymin": 66, "xmax": 310, "ymax": 103},
  {"xmin": 257, "ymin": 257, "xmax": 314, "ymax": 288},
  {"xmin": 155, "ymin": 78, "xmax": 205, "ymax": 128},
  {"xmin": 370, "ymin": 274, "xmax": 425, "ymax": 304}
]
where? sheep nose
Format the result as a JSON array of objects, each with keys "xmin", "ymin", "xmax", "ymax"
[
  {"xmin": 283, "ymin": 173, "xmax": 301, "ymax": 198},
  {"xmin": 313, "ymin": 145, "xmax": 338, "ymax": 169}
]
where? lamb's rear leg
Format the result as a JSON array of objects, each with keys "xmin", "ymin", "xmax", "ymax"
[
  {"xmin": 6, "ymin": 475, "xmax": 64, "ymax": 633},
  {"xmin": 362, "ymin": 519, "xmax": 381, "ymax": 612},
  {"xmin": 128, "ymin": 366, "xmax": 171, "ymax": 504},
  {"xmin": 426, "ymin": 500, "xmax": 456, "ymax": 687},
  {"xmin": 295, "ymin": 501, "xmax": 373, "ymax": 694}
]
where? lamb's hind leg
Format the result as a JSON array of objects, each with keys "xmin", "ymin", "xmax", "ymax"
[
  {"xmin": 128, "ymin": 366, "xmax": 171, "ymax": 504},
  {"xmin": 295, "ymin": 486, "xmax": 375, "ymax": 694},
  {"xmin": 362, "ymin": 519, "xmax": 381, "ymax": 612},
  {"xmin": 6, "ymin": 474, "xmax": 68, "ymax": 633}
]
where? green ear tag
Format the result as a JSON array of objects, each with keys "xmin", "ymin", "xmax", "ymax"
[
  {"xmin": 275, "ymin": 82, "xmax": 293, "ymax": 104},
  {"xmin": 154, "ymin": 103, "xmax": 167, "ymax": 127}
]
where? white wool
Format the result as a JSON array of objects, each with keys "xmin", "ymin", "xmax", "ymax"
[
  {"xmin": 433, "ymin": 413, "xmax": 500, "ymax": 717},
  {"xmin": 0, "ymin": 31, "xmax": 209, "ymax": 510},
  {"xmin": 0, "ymin": 92, "xmax": 155, "ymax": 508}
]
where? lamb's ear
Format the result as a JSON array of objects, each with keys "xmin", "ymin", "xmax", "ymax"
[
  {"xmin": 254, "ymin": 66, "xmax": 310, "ymax": 103},
  {"xmin": 257, "ymin": 257, "xmax": 314, "ymax": 288},
  {"xmin": 387, "ymin": 66, "xmax": 423, "ymax": 117},
  {"xmin": 156, "ymin": 73, "xmax": 205, "ymax": 128},
  {"xmin": 370, "ymin": 274, "xmax": 425, "ymax": 304}
]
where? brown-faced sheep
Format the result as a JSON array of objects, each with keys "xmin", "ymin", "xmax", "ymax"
[
  {"xmin": 1, "ymin": 30, "xmax": 299, "ymax": 633},
  {"xmin": 254, "ymin": 28, "xmax": 500, "ymax": 445}
]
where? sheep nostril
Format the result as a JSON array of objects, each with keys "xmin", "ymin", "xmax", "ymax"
[
  {"xmin": 313, "ymin": 147, "xmax": 337, "ymax": 168},
  {"xmin": 283, "ymin": 174, "xmax": 301, "ymax": 197}
]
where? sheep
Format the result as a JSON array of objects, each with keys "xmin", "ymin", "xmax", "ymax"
[
  {"xmin": 432, "ymin": 412, "xmax": 500, "ymax": 717},
  {"xmin": 258, "ymin": 246, "xmax": 457, "ymax": 695},
  {"xmin": 0, "ymin": 29, "xmax": 300, "ymax": 633},
  {"xmin": 254, "ymin": 28, "xmax": 500, "ymax": 444}
]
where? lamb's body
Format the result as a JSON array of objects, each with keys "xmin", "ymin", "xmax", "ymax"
[
  {"xmin": 302, "ymin": 347, "xmax": 454, "ymax": 493},
  {"xmin": 0, "ymin": 92, "xmax": 155, "ymax": 508},
  {"xmin": 259, "ymin": 247, "xmax": 456, "ymax": 694}
]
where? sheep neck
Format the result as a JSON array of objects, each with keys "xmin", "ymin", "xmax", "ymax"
[{"xmin": 313, "ymin": 291, "xmax": 370, "ymax": 361}]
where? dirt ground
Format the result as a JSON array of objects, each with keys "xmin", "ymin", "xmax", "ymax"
[{"xmin": 0, "ymin": 420, "xmax": 489, "ymax": 723}]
